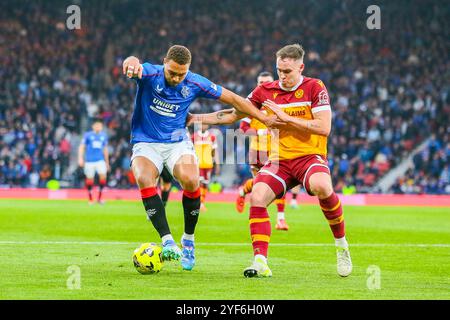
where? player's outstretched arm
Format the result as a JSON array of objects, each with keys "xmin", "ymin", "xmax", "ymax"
[
  {"xmin": 264, "ymin": 100, "xmax": 331, "ymax": 136},
  {"xmin": 78, "ymin": 143, "xmax": 85, "ymax": 167},
  {"xmin": 122, "ymin": 56, "xmax": 143, "ymax": 79},
  {"xmin": 218, "ymin": 88, "xmax": 261, "ymax": 122},
  {"xmin": 218, "ymin": 88, "xmax": 284, "ymax": 128},
  {"xmin": 186, "ymin": 109, "xmax": 245, "ymax": 126},
  {"xmin": 103, "ymin": 146, "xmax": 110, "ymax": 172}
]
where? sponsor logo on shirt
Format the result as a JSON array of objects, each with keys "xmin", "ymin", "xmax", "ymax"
[
  {"xmin": 150, "ymin": 98, "xmax": 181, "ymax": 117},
  {"xmin": 318, "ymin": 90, "xmax": 329, "ymax": 105},
  {"xmin": 92, "ymin": 141, "xmax": 103, "ymax": 149}
]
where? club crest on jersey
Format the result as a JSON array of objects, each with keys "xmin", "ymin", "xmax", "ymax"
[
  {"xmin": 295, "ymin": 89, "xmax": 304, "ymax": 99},
  {"xmin": 181, "ymin": 86, "xmax": 190, "ymax": 98},
  {"xmin": 273, "ymin": 92, "xmax": 279, "ymax": 99}
]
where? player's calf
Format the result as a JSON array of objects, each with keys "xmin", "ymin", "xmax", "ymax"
[{"xmin": 140, "ymin": 187, "xmax": 175, "ymax": 256}]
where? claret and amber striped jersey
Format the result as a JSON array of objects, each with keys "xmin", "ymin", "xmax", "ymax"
[
  {"xmin": 192, "ymin": 130, "xmax": 217, "ymax": 169},
  {"xmin": 247, "ymin": 76, "xmax": 331, "ymax": 161}
]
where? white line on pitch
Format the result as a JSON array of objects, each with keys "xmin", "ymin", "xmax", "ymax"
[{"xmin": 0, "ymin": 241, "xmax": 448, "ymax": 247}]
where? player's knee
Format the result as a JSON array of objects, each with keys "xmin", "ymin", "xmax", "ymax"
[
  {"xmin": 135, "ymin": 173, "xmax": 157, "ymax": 189},
  {"xmin": 250, "ymin": 191, "xmax": 266, "ymax": 207},
  {"xmin": 309, "ymin": 178, "xmax": 333, "ymax": 198},
  {"xmin": 178, "ymin": 174, "xmax": 199, "ymax": 192}
]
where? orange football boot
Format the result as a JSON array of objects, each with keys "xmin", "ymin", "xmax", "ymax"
[
  {"xmin": 235, "ymin": 187, "xmax": 246, "ymax": 213},
  {"xmin": 275, "ymin": 219, "xmax": 289, "ymax": 231}
]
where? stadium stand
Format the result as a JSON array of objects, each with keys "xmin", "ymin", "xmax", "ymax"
[{"xmin": 0, "ymin": 0, "xmax": 448, "ymax": 194}]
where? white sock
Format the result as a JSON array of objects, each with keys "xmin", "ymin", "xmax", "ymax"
[
  {"xmin": 255, "ymin": 254, "xmax": 267, "ymax": 264},
  {"xmin": 335, "ymin": 236, "xmax": 348, "ymax": 249},
  {"xmin": 182, "ymin": 233, "xmax": 195, "ymax": 241},
  {"xmin": 161, "ymin": 234, "xmax": 174, "ymax": 245},
  {"xmin": 239, "ymin": 187, "xmax": 245, "ymax": 197},
  {"xmin": 277, "ymin": 212, "xmax": 285, "ymax": 220}
]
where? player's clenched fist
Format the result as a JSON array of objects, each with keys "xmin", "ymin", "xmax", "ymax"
[{"xmin": 123, "ymin": 56, "xmax": 143, "ymax": 79}]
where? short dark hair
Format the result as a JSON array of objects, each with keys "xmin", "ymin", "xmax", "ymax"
[
  {"xmin": 92, "ymin": 118, "xmax": 103, "ymax": 125},
  {"xmin": 258, "ymin": 71, "xmax": 273, "ymax": 78},
  {"xmin": 276, "ymin": 44, "xmax": 305, "ymax": 61},
  {"xmin": 166, "ymin": 45, "xmax": 192, "ymax": 65}
]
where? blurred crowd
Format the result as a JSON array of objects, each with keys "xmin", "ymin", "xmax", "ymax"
[
  {"xmin": 391, "ymin": 134, "xmax": 450, "ymax": 194},
  {"xmin": 0, "ymin": 0, "xmax": 448, "ymax": 194}
]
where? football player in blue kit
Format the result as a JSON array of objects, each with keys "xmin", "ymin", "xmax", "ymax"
[
  {"xmin": 123, "ymin": 45, "xmax": 279, "ymax": 271},
  {"xmin": 78, "ymin": 119, "xmax": 110, "ymax": 205}
]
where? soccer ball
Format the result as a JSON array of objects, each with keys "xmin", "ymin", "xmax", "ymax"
[{"xmin": 132, "ymin": 243, "xmax": 163, "ymax": 274}]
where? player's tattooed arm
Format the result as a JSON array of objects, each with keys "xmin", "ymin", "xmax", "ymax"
[
  {"xmin": 218, "ymin": 88, "xmax": 274, "ymax": 125},
  {"xmin": 263, "ymin": 100, "xmax": 331, "ymax": 136},
  {"xmin": 186, "ymin": 109, "xmax": 245, "ymax": 126},
  {"xmin": 216, "ymin": 109, "xmax": 246, "ymax": 123}
]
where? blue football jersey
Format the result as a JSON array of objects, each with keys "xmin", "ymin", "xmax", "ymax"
[
  {"xmin": 130, "ymin": 63, "xmax": 223, "ymax": 144},
  {"xmin": 83, "ymin": 131, "xmax": 108, "ymax": 162}
]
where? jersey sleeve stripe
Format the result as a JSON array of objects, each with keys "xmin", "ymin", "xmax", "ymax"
[
  {"xmin": 311, "ymin": 105, "xmax": 331, "ymax": 113},
  {"xmin": 186, "ymin": 79, "xmax": 221, "ymax": 98},
  {"xmin": 141, "ymin": 73, "xmax": 160, "ymax": 78}
]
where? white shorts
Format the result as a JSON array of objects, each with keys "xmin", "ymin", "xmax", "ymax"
[
  {"xmin": 131, "ymin": 141, "xmax": 198, "ymax": 176},
  {"xmin": 84, "ymin": 160, "xmax": 107, "ymax": 179}
]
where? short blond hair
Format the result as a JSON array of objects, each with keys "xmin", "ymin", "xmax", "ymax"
[{"xmin": 276, "ymin": 44, "xmax": 305, "ymax": 61}]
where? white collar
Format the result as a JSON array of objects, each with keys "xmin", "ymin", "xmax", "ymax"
[{"xmin": 279, "ymin": 76, "xmax": 303, "ymax": 92}]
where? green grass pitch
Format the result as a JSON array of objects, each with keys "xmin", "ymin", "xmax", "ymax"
[{"xmin": 0, "ymin": 199, "xmax": 449, "ymax": 300}]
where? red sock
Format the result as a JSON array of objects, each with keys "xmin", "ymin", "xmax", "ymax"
[
  {"xmin": 85, "ymin": 178, "xmax": 94, "ymax": 201},
  {"xmin": 98, "ymin": 179, "xmax": 106, "ymax": 201},
  {"xmin": 319, "ymin": 192, "xmax": 345, "ymax": 238},
  {"xmin": 141, "ymin": 187, "xmax": 158, "ymax": 198},
  {"xmin": 275, "ymin": 196, "xmax": 285, "ymax": 214},
  {"xmin": 249, "ymin": 207, "xmax": 271, "ymax": 257},
  {"xmin": 182, "ymin": 188, "xmax": 201, "ymax": 234}
]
